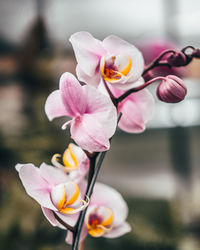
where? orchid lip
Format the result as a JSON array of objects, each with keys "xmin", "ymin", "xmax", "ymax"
[
  {"xmin": 101, "ymin": 55, "xmax": 132, "ymax": 83},
  {"xmin": 51, "ymin": 183, "xmax": 90, "ymax": 215},
  {"xmin": 59, "ymin": 195, "xmax": 90, "ymax": 215},
  {"xmin": 51, "ymin": 154, "xmax": 78, "ymax": 172},
  {"xmin": 86, "ymin": 206, "xmax": 114, "ymax": 237},
  {"xmin": 51, "ymin": 143, "xmax": 79, "ymax": 172}
]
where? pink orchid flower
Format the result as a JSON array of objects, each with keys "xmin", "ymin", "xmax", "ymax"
[
  {"xmin": 66, "ymin": 182, "xmax": 131, "ymax": 244},
  {"xmin": 70, "ymin": 32, "xmax": 144, "ymax": 90},
  {"xmin": 45, "ymin": 72, "xmax": 117, "ymax": 153},
  {"xmin": 16, "ymin": 163, "xmax": 89, "ymax": 228},
  {"xmin": 51, "ymin": 143, "xmax": 89, "ymax": 183}
]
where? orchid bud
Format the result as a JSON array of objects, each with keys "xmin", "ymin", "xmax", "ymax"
[
  {"xmin": 167, "ymin": 52, "xmax": 187, "ymax": 67},
  {"xmin": 156, "ymin": 75, "xmax": 187, "ymax": 103},
  {"xmin": 192, "ymin": 49, "xmax": 200, "ymax": 58}
]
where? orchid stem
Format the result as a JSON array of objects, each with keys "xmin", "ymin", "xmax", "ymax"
[
  {"xmin": 116, "ymin": 77, "xmax": 165, "ymax": 104},
  {"xmin": 72, "ymin": 151, "xmax": 107, "ymax": 250},
  {"xmin": 86, "ymin": 153, "xmax": 98, "ymax": 193},
  {"xmin": 142, "ymin": 49, "xmax": 175, "ymax": 75},
  {"xmin": 103, "ymin": 79, "xmax": 118, "ymax": 107}
]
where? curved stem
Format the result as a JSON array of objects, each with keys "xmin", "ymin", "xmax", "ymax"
[
  {"xmin": 143, "ymin": 49, "xmax": 175, "ymax": 75},
  {"xmin": 116, "ymin": 77, "xmax": 165, "ymax": 104},
  {"xmin": 182, "ymin": 45, "xmax": 195, "ymax": 54},
  {"xmin": 86, "ymin": 154, "xmax": 98, "ymax": 193}
]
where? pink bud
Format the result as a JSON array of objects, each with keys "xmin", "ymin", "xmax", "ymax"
[
  {"xmin": 156, "ymin": 75, "xmax": 187, "ymax": 103},
  {"xmin": 167, "ymin": 52, "xmax": 187, "ymax": 67}
]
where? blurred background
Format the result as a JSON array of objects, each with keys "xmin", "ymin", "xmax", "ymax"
[{"xmin": 0, "ymin": 0, "xmax": 200, "ymax": 249}]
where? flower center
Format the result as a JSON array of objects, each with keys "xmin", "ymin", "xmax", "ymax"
[
  {"xmin": 89, "ymin": 214, "xmax": 102, "ymax": 229},
  {"xmin": 86, "ymin": 206, "xmax": 114, "ymax": 237},
  {"xmin": 51, "ymin": 143, "xmax": 79, "ymax": 172},
  {"xmin": 51, "ymin": 182, "xmax": 89, "ymax": 215},
  {"xmin": 63, "ymin": 143, "xmax": 78, "ymax": 169},
  {"xmin": 101, "ymin": 54, "xmax": 132, "ymax": 83}
]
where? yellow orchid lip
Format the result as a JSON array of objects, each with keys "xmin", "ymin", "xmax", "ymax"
[
  {"xmin": 59, "ymin": 196, "xmax": 90, "ymax": 215},
  {"xmin": 54, "ymin": 182, "xmax": 90, "ymax": 215},
  {"xmin": 51, "ymin": 143, "xmax": 79, "ymax": 172},
  {"xmin": 101, "ymin": 55, "xmax": 132, "ymax": 83},
  {"xmin": 63, "ymin": 143, "xmax": 78, "ymax": 169},
  {"xmin": 86, "ymin": 207, "xmax": 114, "ymax": 237}
]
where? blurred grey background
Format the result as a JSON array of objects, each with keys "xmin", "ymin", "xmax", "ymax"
[{"xmin": 0, "ymin": 0, "xmax": 200, "ymax": 249}]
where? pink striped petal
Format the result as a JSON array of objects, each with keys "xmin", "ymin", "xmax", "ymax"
[
  {"xmin": 45, "ymin": 90, "xmax": 69, "ymax": 121},
  {"xmin": 70, "ymin": 32, "xmax": 106, "ymax": 76},
  {"xmin": 59, "ymin": 73, "xmax": 87, "ymax": 116},
  {"xmin": 82, "ymin": 85, "xmax": 117, "ymax": 138},
  {"xmin": 17, "ymin": 164, "xmax": 55, "ymax": 210},
  {"xmin": 70, "ymin": 114, "xmax": 110, "ymax": 152}
]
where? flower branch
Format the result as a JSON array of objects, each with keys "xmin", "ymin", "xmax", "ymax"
[{"xmin": 15, "ymin": 31, "xmax": 200, "ymax": 250}]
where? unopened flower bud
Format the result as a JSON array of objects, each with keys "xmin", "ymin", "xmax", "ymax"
[
  {"xmin": 167, "ymin": 52, "xmax": 187, "ymax": 67},
  {"xmin": 156, "ymin": 75, "xmax": 187, "ymax": 103},
  {"xmin": 192, "ymin": 49, "xmax": 200, "ymax": 58}
]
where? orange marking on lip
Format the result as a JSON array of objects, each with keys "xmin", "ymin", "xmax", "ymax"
[
  {"xmin": 101, "ymin": 55, "xmax": 132, "ymax": 83},
  {"xmin": 57, "ymin": 185, "xmax": 66, "ymax": 210},
  {"xmin": 102, "ymin": 208, "xmax": 114, "ymax": 227},
  {"xmin": 88, "ymin": 227, "xmax": 104, "ymax": 237},
  {"xmin": 63, "ymin": 143, "xmax": 78, "ymax": 169},
  {"xmin": 65, "ymin": 182, "xmax": 79, "ymax": 206}
]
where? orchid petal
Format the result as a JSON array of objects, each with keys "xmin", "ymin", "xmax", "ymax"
[
  {"xmin": 70, "ymin": 32, "xmax": 106, "ymax": 76},
  {"xmin": 118, "ymin": 100, "xmax": 145, "ymax": 133},
  {"xmin": 45, "ymin": 90, "xmax": 68, "ymax": 121},
  {"xmin": 128, "ymin": 89, "xmax": 154, "ymax": 124},
  {"xmin": 104, "ymin": 222, "xmax": 131, "ymax": 238},
  {"xmin": 17, "ymin": 164, "xmax": 55, "ymax": 210},
  {"xmin": 56, "ymin": 210, "xmax": 79, "ymax": 227},
  {"xmin": 71, "ymin": 114, "xmax": 110, "ymax": 152},
  {"xmin": 118, "ymin": 89, "xmax": 154, "ymax": 133},
  {"xmin": 82, "ymin": 85, "xmax": 117, "ymax": 138},
  {"xmin": 76, "ymin": 65, "xmax": 101, "ymax": 87},
  {"xmin": 59, "ymin": 72, "xmax": 87, "ymax": 116},
  {"xmin": 39, "ymin": 163, "xmax": 69, "ymax": 186},
  {"xmin": 41, "ymin": 206, "xmax": 66, "ymax": 229}
]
